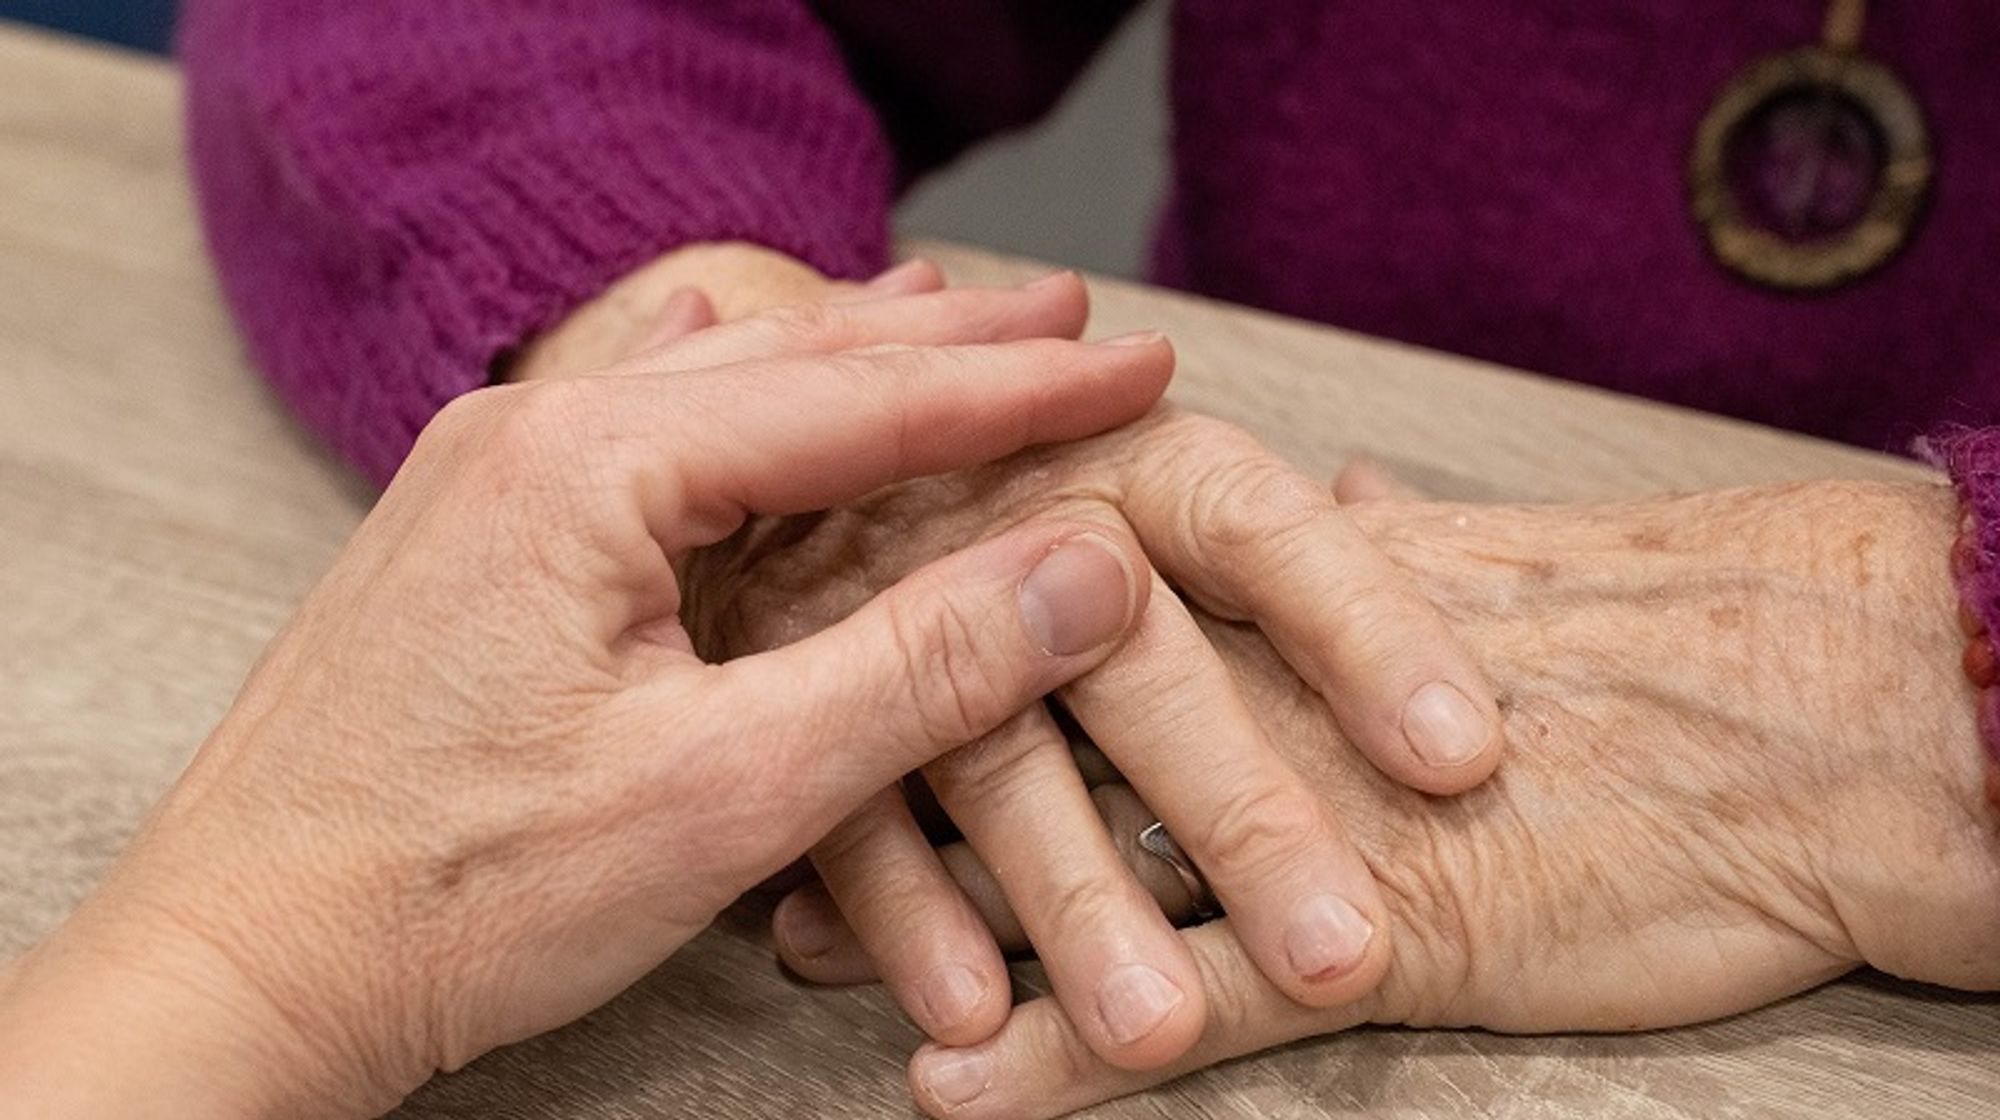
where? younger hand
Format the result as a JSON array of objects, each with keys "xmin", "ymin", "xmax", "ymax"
[{"xmin": 0, "ymin": 325, "xmax": 1171, "ymax": 1118}]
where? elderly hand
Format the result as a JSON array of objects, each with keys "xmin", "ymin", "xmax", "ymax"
[
  {"xmin": 816, "ymin": 480, "xmax": 2000, "ymax": 1117},
  {"xmin": 0, "ymin": 323, "xmax": 1174, "ymax": 1118},
  {"xmin": 522, "ymin": 267, "xmax": 1509, "ymax": 1071},
  {"xmin": 506, "ymin": 242, "xmax": 942, "ymax": 382}
]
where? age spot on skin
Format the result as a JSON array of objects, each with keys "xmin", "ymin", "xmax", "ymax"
[
  {"xmin": 435, "ymin": 857, "xmax": 469, "ymax": 892},
  {"xmin": 1625, "ymin": 528, "xmax": 1670, "ymax": 551},
  {"xmin": 1708, "ymin": 605, "xmax": 1745, "ymax": 629},
  {"xmin": 1465, "ymin": 551, "xmax": 1559, "ymax": 582},
  {"xmin": 1851, "ymin": 531, "xmax": 1877, "ymax": 587}
]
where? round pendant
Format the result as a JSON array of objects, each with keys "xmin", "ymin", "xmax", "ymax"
[{"xmin": 1688, "ymin": 44, "xmax": 1933, "ymax": 292}]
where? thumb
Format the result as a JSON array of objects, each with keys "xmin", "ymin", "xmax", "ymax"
[{"xmin": 707, "ymin": 521, "xmax": 1149, "ymax": 844}]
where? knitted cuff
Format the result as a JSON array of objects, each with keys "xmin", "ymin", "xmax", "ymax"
[
  {"xmin": 1929, "ymin": 429, "xmax": 2000, "ymax": 639},
  {"xmin": 1926, "ymin": 427, "xmax": 2000, "ymax": 797},
  {"xmin": 183, "ymin": 1, "xmax": 897, "ymax": 487}
]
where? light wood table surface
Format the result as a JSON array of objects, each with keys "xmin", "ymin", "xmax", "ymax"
[{"xmin": 1, "ymin": 22, "xmax": 1992, "ymax": 1119}]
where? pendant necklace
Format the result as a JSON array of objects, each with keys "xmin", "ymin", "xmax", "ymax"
[{"xmin": 1687, "ymin": 0, "xmax": 1933, "ymax": 292}]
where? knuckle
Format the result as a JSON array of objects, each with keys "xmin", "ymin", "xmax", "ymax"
[
  {"xmin": 1010, "ymin": 1004, "xmax": 1103, "ymax": 1093},
  {"xmin": 424, "ymin": 384, "xmax": 502, "ymax": 442},
  {"xmin": 1183, "ymin": 451, "xmax": 1329, "ymax": 565},
  {"xmin": 925, "ymin": 717, "xmax": 1046, "ymax": 798},
  {"xmin": 1186, "ymin": 782, "xmax": 1326, "ymax": 883},
  {"xmin": 1321, "ymin": 579, "xmax": 1436, "ymax": 652},
  {"xmin": 1034, "ymin": 873, "xmax": 1126, "ymax": 947},
  {"xmin": 1136, "ymin": 402, "xmax": 1221, "ymax": 446},
  {"xmin": 1186, "ymin": 931, "xmax": 1263, "ymax": 1038},
  {"xmin": 808, "ymin": 801, "xmax": 898, "ymax": 872},
  {"xmin": 761, "ymin": 301, "xmax": 844, "ymax": 349},
  {"xmin": 890, "ymin": 590, "xmax": 1017, "ymax": 749},
  {"xmin": 413, "ymin": 385, "xmax": 531, "ymax": 477},
  {"xmin": 823, "ymin": 347, "xmax": 917, "ymax": 414},
  {"xmin": 479, "ymin": 381, "xmax": 593, "ymax": 475}
]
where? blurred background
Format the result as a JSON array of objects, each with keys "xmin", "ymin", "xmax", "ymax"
[{"xmin": 0, "ymin": 0, "xmax": 1168, "ymax": 278}]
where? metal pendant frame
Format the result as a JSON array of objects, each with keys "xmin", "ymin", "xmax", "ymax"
[{"xmin": 1688, "ymin": 44, "xmax": 1933, "ymax": 292}]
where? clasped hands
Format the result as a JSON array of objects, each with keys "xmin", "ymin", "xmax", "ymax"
[
  {"xmin": 2, "ymin": 255, "xmax": 1992, "ymax": 1120},
  {"xmin": 530, "ymin": 254, "xmax": 2000, "ymax": 1116}
]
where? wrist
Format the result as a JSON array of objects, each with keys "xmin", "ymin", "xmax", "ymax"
[
  {"xmin": 0, "ymin": 897, "xmax": 379, "ymax": 1119},
  {"xmin": 1793, "ymin": 482, "xmax": 2000, "ymax": 988}
]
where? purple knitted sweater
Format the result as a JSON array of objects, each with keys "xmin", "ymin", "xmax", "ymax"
[{"xmin": 180, "ymin": 1, "xmax": 2000, "ymax": 489}]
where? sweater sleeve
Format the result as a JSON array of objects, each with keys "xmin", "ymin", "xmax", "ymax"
[
  {"xmin": 180, "ymin": 1, "xmax": 1138, "ymax": 486},
  {"xmin": 1935, "ymin": 428, "xmax": 2000, "ymax": 638}
]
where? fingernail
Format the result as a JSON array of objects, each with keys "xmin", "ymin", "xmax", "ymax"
[
  {"xmin": 1097, "ymin": 330, "xmax": 1163, "ymax": 348},
  {"xmin": 1402, "ymin": 680, "xmax": 1491, "ymax": 767},
  {"xmin": 916, "ymin": 1048, "xmax": 992, "ymax": 1110},
  {"xmin": 1025, "ymin": 269, "xmax": 1077, "ymax": 290},
  {"xmin": 1286, "ymin": 894, "xmax": 1374, "ymax": 982},
  {"xmin": 1019, "ymin": 532, "xmax": 1135, "ymax": 656},
  {"xmin": 774, "ymin": 891, "xmax": 838, "ymax": 959},
  {"xmin": 1096, "ymin": 963, "xmax": 1184, "ymax": 1045},
  {"xmin": 865, "ymin": 258, "xmax": 931, "ymax": 291},
  {"xmin": 921, "ymin": 963, "xmax": 987, "ymax": 1031}
]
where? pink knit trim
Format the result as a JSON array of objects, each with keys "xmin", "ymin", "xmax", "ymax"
[{"xmin": 1923, "ymin": 427, "xmax": 2000, "ymax": 641}]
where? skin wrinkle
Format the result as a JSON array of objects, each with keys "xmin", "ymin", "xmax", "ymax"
[
  {"xmin": 1232, "ymin": 516, "xmax": 1832, "ymax": 1024},
  {"xmin": 770, "ymin": 475, "xmax": 2000, "ymax": 1120},
  {"xmin": 709, "ymin": 420, "xmax": 1996, "ymax": 1097},
  {"xmin": 94, "ymin": 893, "xmax": 374, "ymax": 1112},
  {"xmin": 7, "ymin": 295, "xmax": 1201, "ymax": 1115},
  {"xmin": 134, "ymin": 798, "xmax": 425, "ymax": 1109}
]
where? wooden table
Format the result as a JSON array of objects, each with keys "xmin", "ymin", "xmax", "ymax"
[{"xmin": 1, "ymin": 22, "xmax": 1991, "ymax": 1119}]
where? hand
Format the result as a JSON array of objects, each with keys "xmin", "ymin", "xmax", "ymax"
[
  {"xmin": 514, "ymin": 259, "xmax": 1511, "ymax": 1070},
  {"xmin": 858, "ymin": 481, "xmax": 2000, "ymax": 1117},
  {"xmin": 0, "ymin": 321, "xmax": 1174, "ymax": 1118},
  {"xmin": 685, "ymin": 400, "xmax": 1508, "ymax": 1064},
  {"xmin": 505, "ymin": 241, "xmax": 943, "ymax": 382}
]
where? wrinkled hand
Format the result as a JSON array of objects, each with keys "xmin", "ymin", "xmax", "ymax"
[
  {"xmin": 549, "ymin": 268, "xmax": 1507, "ymax": 1070},
  {"xmin": 835, "ymin": 480, "xmax": 2000, "ymax": 1117},
  {"xmin": 0, "ymin": 312, "xmax": 1174, "ymax": 1119}
]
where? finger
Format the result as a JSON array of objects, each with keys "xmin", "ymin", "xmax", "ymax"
[
  {"xmin": 1119, "ymin": 421, "xmax": 1501, "ymax": 794},
  {"xmin": 627, "ymin": 286, "xmax": 721, "ymax": 355},
  {"xmin": 781, "ymin": 781, "xmax": 1185, "ymax": 975},
  {"xmin": 836, "ymin": 257, "xmax": 949, "ymax": 302},
  {"xmin": 621, "ymin": 271, "xmax": 1091, "ymax": 377},
  {"xmin": 906, "ymin": 921, "xmax": 1374, "ymax": 1119},
  {"xmin": 924, "ymin": 706, "xmax": 1205, "ymax": 1069},
  {"xmin": 1331, "ymin": 456, "xmax": 1423, "ymax": 503},
  {"xmin": 1065, "ymin": 582, "xmax": 1392, "ymax": 1010},
  {"xmin": 447, "ymin": 335, "xmax": 1170, "ymax": 643},
  {"xmin": 642, "ymin": 335, "xmax": 1172, "ymax": 553},
  {"xmin": 697, "ymin": 522, "xmax": 1148, "ymax": 850},
  {"xmin": 772, "ymin": 880, "xmax": 877, "ymax": 984},
  {"xmin": 786, "ymin": 789, "xmax": 1011, "ymax": 1045}
]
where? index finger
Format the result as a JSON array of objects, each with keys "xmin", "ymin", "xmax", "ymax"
[{"xmin": 615, "ymin": 334, "xmax": 1174, "ymax": 555}]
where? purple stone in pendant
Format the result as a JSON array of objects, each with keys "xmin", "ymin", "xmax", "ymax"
[{"xmin": 1724, "ymin": 87, "xmax": 1886, "ymax": 241}]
